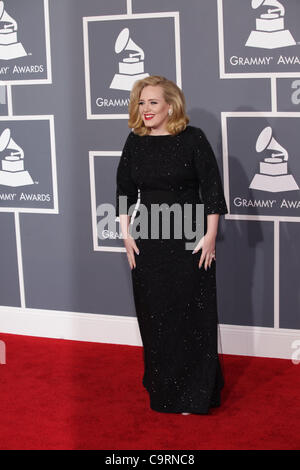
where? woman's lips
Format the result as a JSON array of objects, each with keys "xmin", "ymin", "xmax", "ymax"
[{"xmin": 144, "ymin": 114, "xmax": 155, "ymax": 121}]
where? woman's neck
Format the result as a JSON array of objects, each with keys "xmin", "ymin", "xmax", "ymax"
[{"xmin": 149, "ymin": 128, "xmax": 171, "ymax": 136}]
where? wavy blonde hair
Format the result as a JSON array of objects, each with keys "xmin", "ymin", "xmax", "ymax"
[{"xmin": 128, "ymin": 75, "xmax": 189, "ymax": 136}]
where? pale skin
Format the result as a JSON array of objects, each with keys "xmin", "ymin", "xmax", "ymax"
[{"xmin": 120, "ymin": 85, "xmax": 219, "ymax": 271}]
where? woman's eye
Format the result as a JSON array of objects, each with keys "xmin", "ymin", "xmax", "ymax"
[{"xmin": 138, "ymin": 101, "xmax": 158, "ymax": 105}]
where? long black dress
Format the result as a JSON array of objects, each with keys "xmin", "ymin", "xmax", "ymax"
[{"xmin": 116, "ymin": 125, "xmax": 228, "ymax": 414}]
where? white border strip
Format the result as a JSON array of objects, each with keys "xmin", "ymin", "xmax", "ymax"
[
  {"xmin": 0, "ymin": 306, "xmax": 299, "ymax": 359},
  {"xmin": 220, "ymin": 73, "xmax": 300, "ymax": 80},
  {"xmin": 43, "ymin": 0, "xmax": 52, "ymax": 85},
  {"xmin": 225, "ymin": 214, "xmax": 300, "ymax": 222},
  {"xmin": 174, "ymin": 12, "xmax": 182, "ymax": 89},
  {"xmin": 271, "ymin": 77, "xmax": 277, "ymax": 112},
  {"xmin": 126, "ymin": 0, "xmax": 132, "ymax": 15},
  {"xmin": 222, "ymin": 111, "xmax": 300, "ymax": 118},
  {"xmin": 6, "ymin": 85, "xmax": 13, "ymax": 116},
  {"xmin": 14, "ymin": 212, "xmax": 26, "ymax": 308},
  {"xmin": 217, "ymin": 0, "xmax": 226, "ymax": 79},
  {"xmin": 274, "ymin": 219, "xmax": 280, "ymax": 329}
]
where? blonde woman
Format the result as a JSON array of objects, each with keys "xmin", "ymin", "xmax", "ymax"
[{"xmin": 116, "ymin": 76, "xmax": 228, "ymax": 415}]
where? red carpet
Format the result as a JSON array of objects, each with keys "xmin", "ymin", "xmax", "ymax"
[{"xmin": 0, "ymin": 332, "xmax": 299, "ymax": 450}]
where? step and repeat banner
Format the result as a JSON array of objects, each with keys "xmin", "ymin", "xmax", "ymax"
[{"xmin": 0, "ymin": 0, "xmax": 300, "ymax": 352}]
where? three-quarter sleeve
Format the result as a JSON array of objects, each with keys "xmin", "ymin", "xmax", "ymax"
[
  {"xmin": 116, "ymin": 132, "xmax": 138, "ymax": 216},
  {"xmin": 192, "ymin": 128, "xmax": 228, "ymax": 216}
]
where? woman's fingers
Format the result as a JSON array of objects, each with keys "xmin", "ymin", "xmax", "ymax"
[
  {"xmin": 205, "ymin": 253, "xmax": 213, "ymax": 270},
  {"xmin": 131, "ymin": 257, "xmax": 136, "ymax": 270},
  {"xmin": 198, "ymin": 252, "xmax": 215, "ymax": 270},
  {"xmin": 198, "ymin": 252, "xmax": 205, "ymax": 269},
  {"xmin": 124, "ymin": 237, "xmax": 139, "ymax": 269},
  {"xmin": 127, "ymin": 250, "xmax": 136, "ymax": 270},
  {"xmin": 199, "ymin": 255, "xmax": 208, "ymax": 270},
  {"xmin": 128, "ymin": 246, "xmax": 139, "ymax": 269},
  {"xmin": 196, "ymin": 234, "xmax": 216, "ymax": 270},
  {"xmin": 131, "ymin": 242, "xmax": 140, "ymax": 268},
  {"xmin": 205, "ymin": 256, "xmax": 211, "ymax": 270}
]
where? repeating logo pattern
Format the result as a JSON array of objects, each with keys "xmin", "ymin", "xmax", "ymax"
[
  {"xmin": 83, "ymin": 13, "xmax": 181, "ymax": 118},
  {"xmin": 218, "ymin": 0, "xmax": 300, "ymax": 77},
  {"xmin": 223, "ymin": 114, "xmax": 300, "ymax": 218},
  {"xmin": 0, "ymin": 1, "xmax": 27, "ymax": 60},
  {"xmin": 0, "ymin": 127, "xmax": 33, "ymax": 187},
  {"xmin": 0, "ymin": 0, "xmax": 298, "ymax": 348},
  {"xmin": 0, "ymin": 117, "xmax": 58, "ymax": 212},
  {"xmin": 245, "ymin": 0, "xmax": 296, "ymax": 50},
  {"xmin": 249, "ymin": 125, "xmax": 299, "ymax": 192},
  {"xmin": 0, "ymin": 0, "xmax": 51, "ymax": 84},
  {"xmin": 109, "ymin": 28, "xmax": 149, "ymax": 91}
]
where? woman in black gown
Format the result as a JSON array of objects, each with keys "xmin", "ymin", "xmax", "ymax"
[{"xmin": 116, "ymin": 76, "xmax": 228, "ymax": 415}]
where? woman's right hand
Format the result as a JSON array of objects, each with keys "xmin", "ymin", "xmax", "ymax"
[{"xmin": 124, "ymin": 234, "xmax": 140, "ymax": 270}]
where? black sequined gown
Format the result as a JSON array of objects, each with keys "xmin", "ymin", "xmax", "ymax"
[{"xmin": 116, "ymin": 125, "xmax": 228, "ymax": 414}]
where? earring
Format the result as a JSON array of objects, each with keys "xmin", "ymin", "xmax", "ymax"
[{"xmin": 168, "ymin": 107, "xmax": 173, "ymax": 116}]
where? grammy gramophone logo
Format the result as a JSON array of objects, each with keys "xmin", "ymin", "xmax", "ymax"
[
  {"xmin": 0, "ymin": 128, "xmax": 34, "ymax": 187},
  {"xmin": 246, "ymin": 0, "xmax": 296, "ymax": 49},
  {"xmin": 249, "ymin": 126, "xmax": 299, "ymax": 192},
  {"xmin": 110, "ymin": 27, "xmax": 149, "ymax": 91},
  {"xmin": 0, "ymin": 1, "xmax": 27, "ymax": 60}
]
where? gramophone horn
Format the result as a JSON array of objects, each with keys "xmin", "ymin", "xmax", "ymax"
[
  {"xmin": 0, "ymin": 128, "xmax": 24, "ymax": 158},
  {"xmin": 0, "ymin": 2, "xmax": 5, "ymax": 20},
  {"xmin": 114, "ymin": 28, "xmax": 145, "ymax": 60},
  {"xmin": 0, "ymin": 128, "xmax": 11, "ymax": 151},
  {"xmin": 256, "ymin": 126, "xmax": 288, "ymax": 160}
]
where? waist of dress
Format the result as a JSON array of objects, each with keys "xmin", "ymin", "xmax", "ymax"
[{"xmin": 139, "ymin": 188, "xmax": 200, "ymax": 205}]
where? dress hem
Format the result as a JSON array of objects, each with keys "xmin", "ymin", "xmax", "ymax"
[
  {"xmin": 149, "ymin": 401, "xmax": 221, "ymax": 415},
  {"xmin": 143, "ymin": 381, "xmax": 222, "ymax": 415}
]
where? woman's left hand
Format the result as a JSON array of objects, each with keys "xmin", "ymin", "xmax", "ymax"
[{"xmin": 192, "ymin": 233, "xmax": 216, "ymax": 270}]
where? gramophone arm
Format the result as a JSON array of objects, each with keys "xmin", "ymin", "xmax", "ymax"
[
  {"xmin": 271, "ymin": 151, "xmax": 288, "ymax": 161},
  {"xmin": 264, "ymin": 0, "xmax": 285, "ymax": 16},
  {"xmin": 129, "ymin": 51, "xmax": 145, "ymax": 61}
]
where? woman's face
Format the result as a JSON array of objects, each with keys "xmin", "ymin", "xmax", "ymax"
[{"xmin": 138, "ymin": 85, "xmax": 171, "ymax": 134}]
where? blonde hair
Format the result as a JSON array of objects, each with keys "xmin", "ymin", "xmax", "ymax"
[{"xmin": 128, "ymin": 75, "xmax": 189, "ymax": 136}]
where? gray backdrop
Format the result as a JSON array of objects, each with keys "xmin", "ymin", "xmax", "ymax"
[{"xmin": 0, "ymin": 0, "xmax": 300, "ymax": 331}]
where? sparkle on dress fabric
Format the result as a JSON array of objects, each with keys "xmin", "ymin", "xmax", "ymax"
[{"xmin": 116, "ymin": 125, "xmax": 228, "ymax": 414}]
